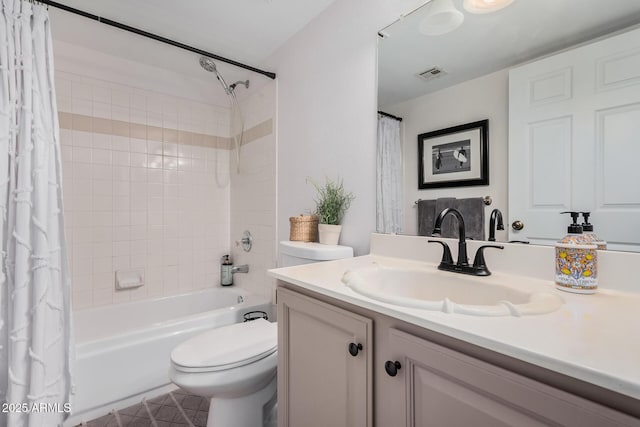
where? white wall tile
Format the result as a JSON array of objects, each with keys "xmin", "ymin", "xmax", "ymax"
[
  {"xmin": 58, "ymin": 97, "xmax": 72, "ymax": 113},
  {"xmin": 113, "ymin": 182, "xmax": 130, "ymax": 197},
  {"xmin": 112, "ymin": 106, "xmax": 130, "ymax": 122},
  {"xmin": 132, "ymin": 92, "xmax": 146, "ymax": 111},
  {"xmin": 113, "ymin": 255, "xmax": 130, "ymax": 271},
  {"xmin": 92, "ymin": 133, "xmax": 111, "ymax": 150},
  {"xmin": 131, "ymin": 168, "xmax": 147, "ymax": 182},
  {"xmin": 93, "ymin": 273, "xmax": 112, "ymax": 289},
  {"xmin": 113, "ymin": 196, "xmax": 131, "ymax": 212},
  {"xmin": 72, "ymin": 131, "xmax": 92, "ymax": 148},
  {"xmin": 113, "ymin": 166, "xmax": 130, "ymax": 181},
  {"xmin": 92, "ymin": 164, "xmax": 113, "ymax": 181},
  {"xmin": 72, "ymin": 98, "xmax": 92, "ymax": 116},
  {"xmin": 131, "ymin": 138, "xmax": 147, "ymax": 153},
  {"xmin": 131, "ymin": 109, "xmax": 146, "ymax": 125},
  {"xmin": 163, "ymin": 156, "xmax": 178, "ymax": 170},
  {"xmin": 93, "ymin": 85, "xmax": 111, "ymax": 104},
  {"xmin": 92, "ymin": 180, "xmax": 112, "ymax": 196},
  {"xmin": 92, "ymin": 149, "xmax": 112, "ymax": 165},
  {"xmin": 93, "ymin": 288, "xmax": 113, "ymax": 306},
  {"xmin": 111, "ymin": 88, "xmax": 131, "ymax": 107},
  {"xmin": 58, "ymin": 60, "xmax": 243, "ymax": 310},
  {"xmin": 113, "ymin": 241, "xmax": 131, "ymax": 257},
  {"xmin": 93, "ymin": 196, "xmax": 112, "ymax": 212},
  {"xmin": 93, "ymin": 102, "xmax": 111, "ymax": 119},
  {"xmin": 111, "ymin": 136, "xmax": 130, "ymax": 152},
  {"xmin": 72, "ymin": 290, "xmax": 93, "ymax": 309},
  {"xmin": 93, "ymin": 212, "xmax": 113, "ymax": 228},
  {"xmin": 56, "ymin": 76, "xmax": 72, "ymax": 98},
  {"xmin": 72, "ymin": 81, "xmax": 92, "ymax": 100},
  {"xmin": 113, "ymin": 151, "xmax": 131, "ymax": 166},
  {"xmin": 148, "ymin": 155, "xmax": 163, "ymax": 169},
  {"xmin": 147, "ymin": 111, "xmax": 162, "ymax": 127}
]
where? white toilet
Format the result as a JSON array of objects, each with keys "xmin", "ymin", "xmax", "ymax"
[
  {"xmin": 169, "ymin": 241, "xmax": 353, "ymax": 427},
  {"xmin": 279, "ymin": 240, "xmax": 353, "ymax": 266}
]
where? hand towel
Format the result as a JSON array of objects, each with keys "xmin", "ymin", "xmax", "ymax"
[
  {"xmin": 433, "ymin": 197, "xmax": 486, "ymax": 240},
  {"xmin": 434, "ymin": 197, "xmax": 458, "ymax": 238},
  {"xmin": 417, "ymin": 199, "xmax": 437, "ymax": 236},
  {"xmin": 455, "ymin": 197, "xmax": 485, "ymax": 241}
]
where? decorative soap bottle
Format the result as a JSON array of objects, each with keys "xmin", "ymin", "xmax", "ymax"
[
  {"xmin": 580, "ymin": 212, "xmax": 607, "ymax": 250},
  {"xmin": 555, "ymin": 212, "xmax": 598, "ymax": 294}
]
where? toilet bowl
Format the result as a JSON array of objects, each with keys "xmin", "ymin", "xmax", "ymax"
[{"xmin": 169, "ymin": 319, "xmax": 277, "ymax": 427}]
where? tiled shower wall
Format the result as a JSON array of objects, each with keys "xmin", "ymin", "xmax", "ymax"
[
  {"xmin": 229, "ymin": 82, "xmax": 277, "ymax": 300},
  {"xmin": 55, "ymin": 50, "xmax": 233, "ymax": 309}
]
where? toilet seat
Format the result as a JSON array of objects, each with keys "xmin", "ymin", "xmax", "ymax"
[{"xmin": 171, "ymin": 319, "xmax": 277, "ymax": 373}]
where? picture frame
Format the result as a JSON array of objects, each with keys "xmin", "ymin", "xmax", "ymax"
[{"xmin": 417, "ymin": 119, "xmax": 489, "ymax": 189}]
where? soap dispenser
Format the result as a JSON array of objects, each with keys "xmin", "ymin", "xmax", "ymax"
[
  {"xmin": 555, "ymin": 212, "xmax": 598, "ymax": 294},
  {"xmin": 221, "ymin": 254, "xmax": 233, "ymax": 286},
  {"xmin": 580, "ymin": 212, "xmax": 607, "ymax": 250}
]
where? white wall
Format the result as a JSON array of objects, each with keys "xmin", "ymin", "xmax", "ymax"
[
  {"xmin": 267, "ymin": 0, "xmax": 418, "ymax": 256},
  {"xmin": 386, "ymin": 69, "xmax": 509, "ymax": 240}
]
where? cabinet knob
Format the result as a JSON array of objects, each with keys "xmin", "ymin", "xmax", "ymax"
[
  {"xmin": 385, "ymin": 360, "xmax": 401, "ymax": 377},
  {"xmin": 511, "ymin": 220, "xmax": 524, "ymax": 231},
  {"xmin": 348, "ymin": 342, "xmax": 363, "ymax": 357}
]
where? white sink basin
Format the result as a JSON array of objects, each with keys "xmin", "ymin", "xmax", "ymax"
[{"xmin": 341, "ymin": 264, "xmax": 564, "ymax": 317}]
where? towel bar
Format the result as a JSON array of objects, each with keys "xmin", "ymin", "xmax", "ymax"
[{"xmin": 414, "ymin": 196, "xmax": 492, "ymax": 206}]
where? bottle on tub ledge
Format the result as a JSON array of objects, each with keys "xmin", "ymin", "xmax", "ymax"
[
  {"xmin": 580, "ymin": 212, "xmax": 607, "ymax": 250},
  {"xmin": 221, "ymin": 254, "xmax": 233, "ymax": 286},
  {"xmin": 555, "ymin": 211, "xmax": 598, "ymax": 294}
]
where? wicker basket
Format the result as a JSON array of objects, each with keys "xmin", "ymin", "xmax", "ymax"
[{"xmin": 289, "ymin": 215, "xmax": 319, "ymax": 242}]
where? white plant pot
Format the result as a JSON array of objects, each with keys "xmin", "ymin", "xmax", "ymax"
[{"xmin": 318, "ymin": 224, "xmax": 342, "ymax": 245}]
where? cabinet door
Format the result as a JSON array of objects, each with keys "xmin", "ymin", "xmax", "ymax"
[
  {"xmin": 277, "ymin": 288, "xmax": 373, "ymax": 427},
  {"xmin": 385, "ymin": 328, "xmax": 638, "ymax": 427}
]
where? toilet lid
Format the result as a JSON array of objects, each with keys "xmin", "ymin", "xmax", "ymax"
[{"xmin": 171, "ymin": 319, "xmax": 277, "ymax": 372}]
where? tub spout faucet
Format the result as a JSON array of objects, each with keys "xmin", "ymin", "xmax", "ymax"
[
  {"xmin": 231, "ymin": 264, "xmax": 249, "ymax": 274},
  {"xmin": 489, "ymin": 208, "xmax": 504, "ymax": 242},
  {"xmin": 429, "ymin": 208, "xmax": 504, "ymax": 276}
]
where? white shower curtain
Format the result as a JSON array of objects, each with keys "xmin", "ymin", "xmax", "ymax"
[
  {"xmin": 376, "ymin": 114, "xmax": 403, "ymax": 234},
  {"xmin": 0, "ymin": 1, "xmax": 73, "ymax": 426}
]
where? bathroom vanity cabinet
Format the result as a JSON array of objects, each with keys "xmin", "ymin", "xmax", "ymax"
[
  {"xmin": 276, "ymin": 285, "xmax": 640, "ymax": 427},
  {"xmin": 277, "ymin": 287, "xmax": 373, "ymax": 427}
]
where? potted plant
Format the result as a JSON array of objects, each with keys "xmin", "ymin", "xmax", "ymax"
[{"xmin": 308, "ymin": 177, "xmax": 355, "ymax": 245}]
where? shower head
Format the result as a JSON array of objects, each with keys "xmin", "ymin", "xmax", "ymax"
[
  {"xmin": 200, "ymin": 56, "xmax": 231, "ymax": 95},
  {"xmin": 199, "ymin": 57, "xmax": 246, "ymax": 174},
  {"xmin": 199, "ymin": 56, "xmax": 217, "ymax": 72}
]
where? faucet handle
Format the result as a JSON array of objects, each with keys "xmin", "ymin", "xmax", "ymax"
[
  {"xmin": 428, "ymin": 240, "xmax": 454, "ymax": 265},
  {"xmin": 472, "ymin": 245, "xmax": 504, "ymax": 271}
]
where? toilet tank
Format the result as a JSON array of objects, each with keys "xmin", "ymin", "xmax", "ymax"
[{"xmin": 279, "ymin": 241, "xmax": 354, "ymax": 267}]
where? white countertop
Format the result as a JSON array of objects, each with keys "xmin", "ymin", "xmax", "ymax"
[{"xmin": 269, "ymin": 253, "xmax": 640, "ymax": 401}]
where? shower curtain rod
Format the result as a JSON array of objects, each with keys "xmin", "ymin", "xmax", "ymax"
[
  {"xmin": 40, "ymin": 0, "xmax": 277, "ymax": 80},
  {"xmin": 378, "ymin": 111, "xmax": 403, "ymax": 121}
]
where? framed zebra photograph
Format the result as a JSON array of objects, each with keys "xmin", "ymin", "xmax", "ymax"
[{"xmin": 417, "ymin": 119, "xmax": 489, "ymax": 189}]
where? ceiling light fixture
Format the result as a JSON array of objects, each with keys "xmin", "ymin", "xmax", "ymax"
[
  {"xmin": 463, "ymin": 0, "xmax": 515, "ymax": 14},
  {"xmin": 419, "ymin": 0, "xmax": 464, "ymax": 36}
]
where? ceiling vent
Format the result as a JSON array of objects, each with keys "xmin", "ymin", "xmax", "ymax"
[{"xmin": 416, "ymin": 66, "xmax": 447, "ymax": 82}]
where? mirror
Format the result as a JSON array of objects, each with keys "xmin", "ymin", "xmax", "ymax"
[{"xmin": 377, "ymin": 0, "xmax": 640, "ymax": 251}]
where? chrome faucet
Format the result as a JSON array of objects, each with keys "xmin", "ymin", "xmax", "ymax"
[
  {"xmin": 488, "ymin": 208, "xmax": 504, "ymax": 242},
  {"xmin": 429, "ymin": 208, "xmax": 504, "ymax": 276}
]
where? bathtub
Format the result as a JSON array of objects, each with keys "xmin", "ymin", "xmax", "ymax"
[{"xmin": 65, "ymin": 287, "xmax": 272, "ymax": 425}]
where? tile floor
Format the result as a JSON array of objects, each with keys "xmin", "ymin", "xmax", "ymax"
[{"xmin": 77, "ymin": 389, "xmax": 209, "ymax": 427}]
